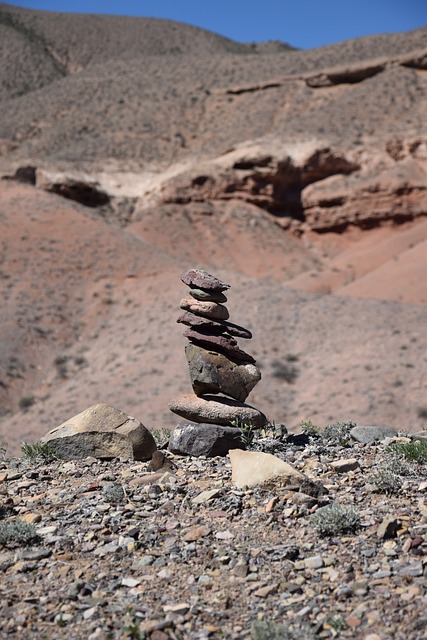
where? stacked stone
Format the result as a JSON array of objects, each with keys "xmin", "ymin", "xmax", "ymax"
[{"xmin": 168, "ymin": 269, "xmax": 267, "ymax": 456}]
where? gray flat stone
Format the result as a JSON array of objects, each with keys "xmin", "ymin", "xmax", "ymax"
[
  {"xmin": 350, "ymin": 425, "xmax": 398, "ymax": 444},
  {"xmin": 189, "ymin": 288, "xmax": 227, "ymax": 303},
  {"xmin": 168, "ymin": 423, "xmax": 245, "ymax": 457}
]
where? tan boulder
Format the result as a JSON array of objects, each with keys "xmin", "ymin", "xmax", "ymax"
[
  {"xmin": 40, "ymin": 403, "xmax": 156, "ymax": 461},
  {"xmin": 229, "ymin": 449, "xmax": 306, "ymax": 489}
]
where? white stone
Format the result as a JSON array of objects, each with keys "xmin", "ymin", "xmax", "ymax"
[{"xmin": 229, "ymin": 449, "xmax": 306, "ymax": 489}]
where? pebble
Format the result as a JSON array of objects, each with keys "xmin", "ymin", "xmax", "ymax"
[
  {"xmin": 330, "ymin": 458, "xmax": 359, "ymax": 473},
  {"xmin": 0, "ymin": 437, "xmax": 426, "ymax": 639}
]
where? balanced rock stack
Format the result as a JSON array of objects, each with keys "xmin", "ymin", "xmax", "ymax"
[{"xmin": 168, "ymin": 269, "xmax": 267, "ymax": 457}]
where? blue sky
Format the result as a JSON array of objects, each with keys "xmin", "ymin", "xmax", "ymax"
[{"xmin": 5, "ymin": 1, "xmax": 427, "ymax": 49}]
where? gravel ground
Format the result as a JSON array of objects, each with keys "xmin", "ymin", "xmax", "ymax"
[{"xmin": 1, "ymin": 430, "xmax": 427, "ymax": 640}]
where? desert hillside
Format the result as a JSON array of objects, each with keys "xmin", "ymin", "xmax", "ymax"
[{"xmin": 0, "ymin": 4, "xmax": 426, "ymax": 455}]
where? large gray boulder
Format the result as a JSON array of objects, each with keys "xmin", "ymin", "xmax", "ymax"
[
  {"xmin": 350, "ymin": 425, "xmax": 398, "ymax": 445},
  {"xmin": 169, "ymin": 423, "xmax": 245, "ymax": 457},
  {"xmin": 40, "ymin": 403, "xmax": 156, "ymax": 461},
  {"xmin": 185, "ymin": 343, "xmax": 261, "ymax": 402}
]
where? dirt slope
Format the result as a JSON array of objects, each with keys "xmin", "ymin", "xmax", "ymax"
[{"xmin": 0, "ymin": 5, "xmax": 426, "ymax": 455}]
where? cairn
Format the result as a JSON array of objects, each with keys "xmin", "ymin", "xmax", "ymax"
[{"xmin": 168, "ymin": 269, "xmax": 267, "ymax": 456}]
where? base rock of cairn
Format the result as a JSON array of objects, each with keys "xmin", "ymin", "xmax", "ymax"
[{"xmin": 169, "ymin": 269, "xmax": 266, "ymax": 456}]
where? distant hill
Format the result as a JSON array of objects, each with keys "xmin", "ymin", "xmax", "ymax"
[{"xmin": 0, "ymin": 2, "xmax": 296, "ymax": 102}]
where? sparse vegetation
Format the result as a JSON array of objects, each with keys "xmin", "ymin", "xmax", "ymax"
[
  {"xmin": 322, "ymin": 421, "xmax": 356, "ymax": 447},
  {"xmin": 21, "ymin": 441, "xmax": 58, "ymax": 463},
  {"xmin": 251, "ymin": 619, "xmax": 313, "ymax": 640},
  {"xmin": 250, "ymin": 619, "xmax": 289, "ymax": 640},
  {"xmin": 300, "ymin": 420, "xmax": 321, "ymax": 437},
  {"xmin": 370, "ymin": 467, "xmax": 403, "ymax": 494},
  {"xmin": 54, "ymin": 355, "xmax": 69, "ymax": 379},
  {"xmin": 388, "ymin": 440, "xmax": 427, "ymax": 463},
  {"xmin": 0, "ymin": 520, "xmax": 39, "ymax": 546},
  {"xmin": 102, "ymin": 483, "xmax": 125, "ymax": 503},
  {"xmin": 324, "ymin": 614, "xmax": 346, "ymax": 632},
  {"xmin": 151, "ymin": 428, "xmax": 170, "ymax": 447},
  {"xmin": 417, "ymin": 406, "xmax": 427, "ymax": 420},
  {"xmin": 311, "ymin": 503, "xmax": 361, "ymax": 536},
  {"xmin": 18, "ymin": 395, "xmax": 35, "ymax": 411},
  {"xmin": 122, "ymin": 619, "xmax": 146, "ymax": 640},
  {"xmin": 271, "ymin": 358, "xmax": 299, "ymax": 384}
]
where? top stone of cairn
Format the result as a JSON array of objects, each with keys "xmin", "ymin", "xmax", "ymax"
[{"xmin": 181, "ymin": 269, "xmax": 230, "ymax": 292}]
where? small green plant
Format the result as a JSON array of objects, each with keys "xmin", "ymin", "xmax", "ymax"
[
  {"xmin": 19, "ymin": 396, "xmax": 35, "ymax": 411},
  {"xmin": 102, "ymin": 483, "xmax": 125, "ymax": 503},
  {"xmin": 258, "ymin": 421, "xmax": 286, "ymax": 440},
  {"xmin": 122, "ymin": 618, "xmax": 146, "ymax": 639},
  {"xmin": 388, "ymin": 440, "xmax": 427, "ymax": 463},
  {"xmin": 21, "ymin": 441, "xmax": 58, "ymax": 463},
  {"xmin": 250, "ymin": 619, "xmax": 291, "ymax": 640},
  {"xmin": 370, "ymin": 467, "xmax": 403, "ymax": 494},
  {"xmin": 300, "ymin": 420, "xmax": 320, "ymax": 437},
  {"xmin": 0, "ymin": 520, "xmax": 39, "ymax": 546},
  {"xmin": 251, "ymin": 619, "xmax": 313, "ymax": 640},
  {"xmin": 230, "ymin": 417, "xmax": 256, "ymax": 448},
  {"xmin": 151, "ymin": 428, "xmax": 170, "ymax": 447},
  {"xmin": 240, "ymin": 422, "xmax": 256, "ymax": 448},
  {"xmin": 325, "ymin": 613, "xmax": 346, "ymax": 632},
  {"xmin": 322, "ymin": 421, "xmax": 356, "ymax": 447},
  {"xmin": 310, "ymin": 503, "xmax": 361, "ymax": 537}
]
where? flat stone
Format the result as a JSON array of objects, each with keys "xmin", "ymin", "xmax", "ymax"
[
  {"xmin": 181, "ymin": 269, "xmax": 230, "ymax": 292},
  {"xmin": 330, "ymin": 458, "xmax": 359, "ymax": 473},
  {"xmin": 229, "ymin": 449, "xmax": 306, "ymax": 489},
  {"xmin": 350, "ymin": 425, "xmax": 398, "ymax": 444},
  {"xmin": 129, "ymin": 470, "xmax": 177, "ymax": 487},
  {"xmin": 177, "ymin": 312, "xmax": 252, "ymax": 339},
  {"xmin": 182, "ymin": 525, "xmax": 211, "ymax": 542},
  {"xmin": 184, "ymin": 328, "xmax": 255, "ymax": 363},
  {"xmin": 168, "ymin": 423, "xmax": 245, "ymax": 457},
  {"xmin": 189, "ymin": 288, "xmax": 227, "ymax": 303},
  {"xmin": 180, "ymin": 296, "xmax": 229, "ymax": 320},
  {"xmin": 169, "ymin": 394, "xmax": 267, "ymax": 428},
  {"xmin": 40, "ymin": 403, "xmax": 156, "ymax": 461},
  {"xmin": 163, "ymin": 603, "xmax": 191, "ymax": 615},
  {"xmin": 410, "ymin": 431, "xmax": 427, "ymax": 443},
  {"xmin": 185, "ymin": 343, "xmax": 261, "ymax": 401},
  {"xmin": 305, "ymin": 555, "xmax": 324, "ymax": 570},
  {"xmin": 398, "ymin": 561, "xmax": 424, "ymax": 577},
  {"xmin": 192, "ymin": 488, "xmax": 222, "ymax": 504}
]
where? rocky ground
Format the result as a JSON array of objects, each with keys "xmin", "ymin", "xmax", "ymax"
[{"xmin": 1, "ymin": 425, "xmax": 427, "ymax": 639}]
